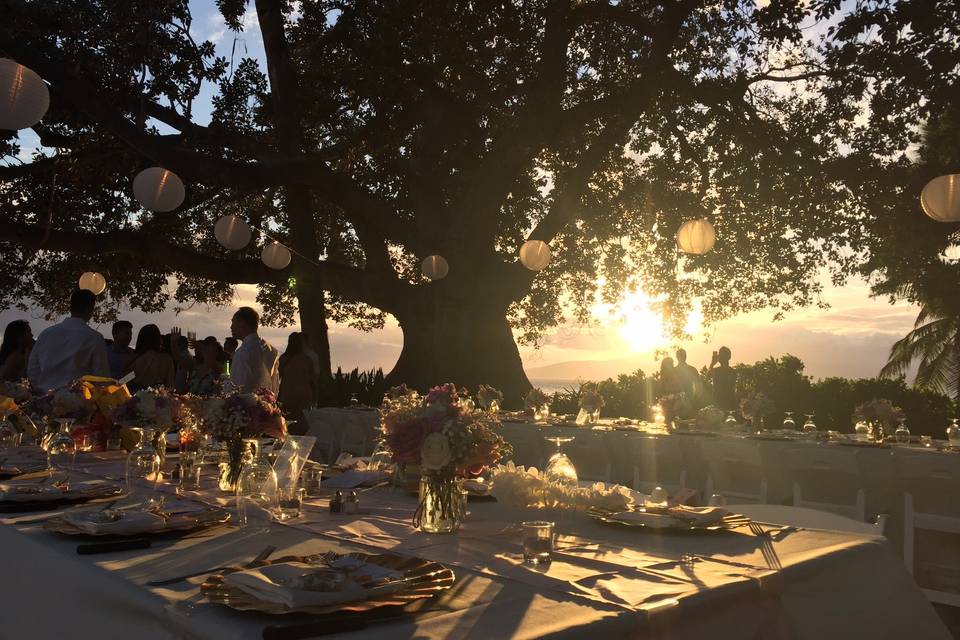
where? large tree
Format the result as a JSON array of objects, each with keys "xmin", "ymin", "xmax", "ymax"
[{"xmin": 1, "ymin": 0, "xmax": 953, "ymax": 402}]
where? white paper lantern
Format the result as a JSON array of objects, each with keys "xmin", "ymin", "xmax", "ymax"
[
  {"xmin": 132, "ymin": 167, "xmax": 185, "ymax": 212},
  {"xmin": 921, "ymin": 174, "xmax": 960, "ymax": 222},
  {"xmin": 78, "ymin": 271, "xmax": 106, "ymax": 295},
  {"xmin": 0, "ymin": 59, "xmax": 49, "ymax": 131},
  {"xmin": 519, "ymin": 239, "xmax": 551, "ymax": 271},
  {"xmin": 214, "ymin": 214, "xmax": 252, "ymax": 250},
  {"xmin": 421, "ymin": 255, "xmax": 449, "ymax": 281},
  {"xmin": 261, "ymin": 241, "xmax": 292, "ymax": 270},
  {"xmin": 675, "ymin": 219, "xmax": 716, "ymax": 255}
]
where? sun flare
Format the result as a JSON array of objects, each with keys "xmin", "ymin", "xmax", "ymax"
[{"xmin": 595, "ymin": 290, "xmax": 704, "ymax": 353}]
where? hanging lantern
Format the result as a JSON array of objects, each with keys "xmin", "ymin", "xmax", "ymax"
[
  {"xmin": 132, "ymin": 167, "xmax": 185, "ymax": 212},
  {"xmin": 421, "ymin": 255, "xmax": 449, "ymax": 281},
  {"xmin": 261, "ymin": 241, "xmax": 292, "ymax": 270},
  {"xmin": 921, "ymin": 175, "xmax": 960, "ymax": 222},
  {"xmin": 519, "ymin": 239, "xmax": 551, "ymax": 271},
  {"xmin": 0, "ymin": 59, "xmax": 49, "ymax": 131},
  {"xmin": 78, "ymin": 271, "xmax": 106, "ymax": 295},
  {"xmin": 675, "ymin": 219, "xmax": 716, "ymax": 255},
  {"xmin": 214, "ymin": 214, "xmax": 252, "ymax": 250}
]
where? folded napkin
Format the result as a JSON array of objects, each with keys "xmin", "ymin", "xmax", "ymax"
[
  {"xmin": 63, "ymin": 508, "xmax": 167, "ymax": 535},
  {"xmin": 0, "ymin": 478, "xmax": 104, "ymax": 502},
  {"xmin": 224, "ymin": 562, "xmax": 369, "ymax": 609},
  {"xmin": 665, "ymin": 505, "xmax": 730, "ymax": 526},
  {"xmin": 610, "ymin": 506, "xmax": 729, "ymax": 528}
]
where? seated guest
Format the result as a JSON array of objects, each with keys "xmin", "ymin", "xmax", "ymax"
[
  {"xmin": 0, "ymin": 320, "xmax": 33, "ymax": 382},
  {"xmin": 187, "ymin": 337, "xmax": 226, "ymax": 395},
  {"xmin": 127, "ymin": 324, "xmax": 175, "ymax": 390},
  {"xmin": 106, "ymin": 320, "xmax": 135, "ymax": 380},
  {"xmin": 28, "ymin": 289, "xmax": 110, "ymax": 391},
  {"xmin": 230, "ymin": 307, "xmax": 279, "ymax": 393}
]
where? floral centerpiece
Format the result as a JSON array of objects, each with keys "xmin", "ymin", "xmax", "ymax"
[
  {"xmin": 740, "ymin": 392, "xmax": 776, "ymax": 429},
  {"xmin": 204, "ymin": 388, "xmax": 287, "ymax": 490},
  {"xmin": 477, "ymin": 384, "xmax": 503, "ymax": 413},
  {"xmin": 576, "ymin": 385, "xmax": 604, "ymax": 425},
  {"xmin": 524, "ymin": 387, "xmax": 551, "ymax": 421},
  {"xmin": 696, "ymin": 405, "xmax": 726, "ymax": 431},
  {"xmin": 853, "ymin": 398, "xmax": 905, "ymax": 441},
  {"xmin": 659, "ymin": 392, "xmax": 692, "ymax": 425},
  {"xmin": 112, "ymin": 387, "xmax": 188, "ymax": 463},
  {"xmin": 380, "ymin": 382, "xmax": 512, "ymax": 533},
  {"xmin": 491, "ymin": 462, "xmax": 634, "ymax": 511}
]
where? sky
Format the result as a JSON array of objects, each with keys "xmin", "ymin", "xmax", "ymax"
[{"xmin": 1, "ymin": 0, "xmax": 925, "ymax": 385}]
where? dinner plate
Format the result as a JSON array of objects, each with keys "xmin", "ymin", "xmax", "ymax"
[
  {"xmin": 0, "ymin": 481, "xmax": 122, "ymax": 512},
  {"xmin": 201, "ymin": 551, "xmax": 455, "ymax": 615},
  {"xmin": 44, "ymin": 504, "xmax": 230, "ymax": 538},
  {"xmin": 588, "ymin": 506, "xmax": 751, "ymax": 532}
]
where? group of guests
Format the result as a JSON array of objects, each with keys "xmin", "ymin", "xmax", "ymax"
[
  {"xmin": 0, "ymin": 289, "xmax": 320, "ymax": 429},
  {"xmin": 659, "ymin": 346, "xmax": 737, "ymax": 411}
]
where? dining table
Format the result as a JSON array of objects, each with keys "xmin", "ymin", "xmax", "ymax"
[{"xmin": 0, "ymin": 447, "xmax": 951, "ymax": 640}]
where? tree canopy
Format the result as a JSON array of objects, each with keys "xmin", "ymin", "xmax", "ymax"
[{"xmin": 1, "ymin": 0, "xmax": 958, "ymax": 399}]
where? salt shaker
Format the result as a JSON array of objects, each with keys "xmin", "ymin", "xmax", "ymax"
[
  {"xmin": 330, "ymin": 490, "xmax": 344, "ymax": 514},
  {"xmin": 344, "ymin": 490, "xmax": 359, "ymax": 514}
]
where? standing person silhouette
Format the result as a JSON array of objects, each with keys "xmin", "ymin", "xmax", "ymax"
[
  {"xmin": 709, "ymin": 346, "xmax": 737, "ymax": 411},
  {"xmin": 674, "ymin": 348, "xmax": 700, "ymax": 399}
]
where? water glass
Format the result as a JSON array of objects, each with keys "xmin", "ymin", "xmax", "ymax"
[
  {"xmin": 300, "ymin": 463, "xmax": 324, "ymax": 497},
  {"xmin": 920, "ymin": 435, "xmax": 933, "ymax": 448},
  {"xmin": 177, "ymin": 452, "xmax": 202, "ymax": 494},
  {"xmin": 707, "ymin": 493, "xmax": 727, "ymax": 507},
  {"xmin": 106, "ymin": 438, "xmax": 122, "ymax": 451},
  {"xmin": 522, "ymin": 521, "xmax": 554, "ymax": 565},
  {"xmin": 645, "ymin": 486, "xmax": 669, "ymax": 508},
  {"xmin": 274, "ymin": 486, "xmax": 305, "ymax": 521}
]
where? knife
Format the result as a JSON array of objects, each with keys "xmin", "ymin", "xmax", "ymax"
[{"xmin": 77, "ymin": 538, "xmax": 152, "ymax": 555}]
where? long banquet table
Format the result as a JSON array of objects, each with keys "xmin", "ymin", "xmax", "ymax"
[{"xmin": 0, "ymin": 450, "xmax": 951, "ymax": 639}]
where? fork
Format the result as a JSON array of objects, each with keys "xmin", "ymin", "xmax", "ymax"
[{"xmin": 147, "ymin": 544, "xmax": 277, "ymax": 586}]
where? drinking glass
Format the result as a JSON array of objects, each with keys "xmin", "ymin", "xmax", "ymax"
[
  {"xmin": 782, "ymin": 412, "xmax": 796, "ymax": 430},
  {"xmin": 349, "ymin": 393, "xmax": 359, "ymax": 408},
  {"xmin": 947, "ymin": 418, "xmax": 960, "ymax": 449},
  {"xmin": 274, "ymin": 486, "xmax": 305, "ymax": 521},
  {"xmin": 177, "ymin": 452, "xmax": 202, "ymax": 495},
  {"xmin": 125, "ymin": 427, "xmax": 161, "ymax": 507},
  {"xmin": 534, "ymin": 403, "xmax": 551, "ymax": 423},
  {"xmin": 0, "ymin": 412, "xmax": 19, "ymax": 448},
  {"xmin": 300, "ymin": 462, "xmax": 324, "ymax": 497},
  {"xmin": 522, "ymin": 521, "xmax": 554, "ymax": 564},
  {"xmin": 47, "ymin": 419, "xmax": 76, "ymax": 487},
  {"xmin": 367, "ymin": 441, "xmax": 393, "ymax": 471},
  {"xmin": 802, "ymin": 414, "xmax": 817, "ymax": 436},
  {"xmin": 724, "ymin": 411, "xmax": 738, "ymax": 429},
  {"xmin": 236, "ymin": 446, "xmax": 279, "ymax": 527},
  {"xmin": 543, "ymin": 437, "xmax": 577, "ymax": 486},
  {"xmin": 645, "ymin": 486, "xmax": 669, "ymax": 508},
  {"xmin": 920, "ymin": 435, "xmax": 933, "ymax": 448},
  {"xmin": 894, "ymin": 419, "xmax": 911, "ymax": 445}
]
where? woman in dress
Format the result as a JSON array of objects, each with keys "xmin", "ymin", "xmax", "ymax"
[
  {"xmin": 278, "ymin": 332, "xmax": 316, "ymax": 434},
  {"xmin": 0, "ymin": 320, "xmax": 32, "ymax": 382},
  {"xmin": 127, "ymin": 324, "xmax": 175, "ymax": 390},
  {"xmin": 188, "ymin": 337, "xmax": 226, "ymax": 395}
]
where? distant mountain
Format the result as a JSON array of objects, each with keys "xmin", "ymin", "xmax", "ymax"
[{"xmin": 525, "ymin": 357, "xmax": 650, "ymax": 382}]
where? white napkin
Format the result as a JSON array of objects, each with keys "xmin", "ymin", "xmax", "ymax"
[
  {"xmin": 609, "ymin": 510, "xmax": 687, "ymax": 528},
  {"xmin": 224, "ymin": 562, "xmax": 368, "ymax": 609},
  {"xmin": 63, "ymin": 508, "xmax": 167, "ymax": 535},
  {"xmin": 666, "ymin": 505, "xmax": 730, "ymax": 526},
  {"xmin": 610, "ymin": 506, "xmax": 729, "ymax": 528}
]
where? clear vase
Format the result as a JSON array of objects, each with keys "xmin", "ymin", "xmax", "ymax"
[
  {"xmin": 125, "ymin": 427, "xmax": 160, "ymax": 505},
  {"xmin": 236, "ymin": 446, "xmax": 279, "ymax": 527},
  {"xmin": 218, "ymin": 438, "xmax": 257, "ymax": 493},
  {"xmin": 414, "ymin": 470, "xmax": 466, "ymax": 534}
]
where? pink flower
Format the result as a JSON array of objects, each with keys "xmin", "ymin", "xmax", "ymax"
[
  {"xmin": 425, "ymin": 383, "xmax": 458, "ymax": 408},
  {"xmin": 387, "ymin": 416, "xmax": 431, "ymax": 463}
]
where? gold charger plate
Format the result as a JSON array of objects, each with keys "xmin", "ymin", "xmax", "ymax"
[
  {"xmin": 588, "ymin": 506, "xmax": 751, "ymax": 532},
  {"xmin": 201, "ymin": 551, "xmax": 455, "ymax": 615},
  {"xmin": 44, "ymin": 505, "xmax": 230, "ymax": 538},
  {"xmin": 0, "ymin": 482, "xmax": 122, "ymax": 512}
]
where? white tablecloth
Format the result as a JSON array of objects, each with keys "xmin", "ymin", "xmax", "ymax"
[{"xmin": 0, "ymin": 450, "xmax": 951, "ymax": 640}]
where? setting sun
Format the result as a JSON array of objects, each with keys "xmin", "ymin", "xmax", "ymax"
[{"xmin": 595, "ymin": 290, "xmax": 704, "ymax": 353}]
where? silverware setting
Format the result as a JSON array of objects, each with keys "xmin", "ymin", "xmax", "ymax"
[{"xmin": 147, "ymin": 544, "xmax": 277, "ymax": 587}]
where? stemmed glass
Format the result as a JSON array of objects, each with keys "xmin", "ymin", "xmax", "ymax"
[
  {"xmin": 894, "ymin": 419, "xmax": 911, "ymax": 445},
  {"xmin": 237, "ymin": 440, "xmax": 278, "ymax": 527},
  {"xmin": 782, "ymin": 412, "xmax": 796, "ymax": 430},
  {"xmin": 802, "ymin": 414, "xmax": 817, "ymax": 436},
  {"xmin": 349, "ymin": 393, "xmax": 360, "ymax": 408},
  {"xmin": 947, "ymin": 418, "xmax": 960, "ymax": 449},
  {"xmin": 367, "ymin": 440, "xmax": 393, "ymax": 471},
  {"xmin": 543, "ymin": 437, "xmax": 577, "ymax": 486},
  {"xmin": 47, "ymin": 419, "xmax": 77, "ymax": 488},
  {"xmin": 125, "ymin": 427, "xmax": 161, "ymax": 508},
  {"xmin": 724, "ymin": 411, "xmax": 738, "ymax": 429}
]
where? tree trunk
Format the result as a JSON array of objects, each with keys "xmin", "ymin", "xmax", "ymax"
[{"xmin": 387, "ymin": 291, "xmax": 532, "ymax": 408}]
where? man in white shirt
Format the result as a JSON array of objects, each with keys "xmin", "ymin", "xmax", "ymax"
[
  {"xmin": 229, "ymin": 306, "xmax": 280, "ymax": 393},
  {"xmin": 28, "ymin": 289, "xmax": 111, "ymax": 391}
]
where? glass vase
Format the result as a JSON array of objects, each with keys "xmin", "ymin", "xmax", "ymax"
[
  {"xmin": 414, "ymin": 470, "xmax": 466, "ymax": 534},
  {"xmin": 236, "ymin": 445, "xmax": 278, "ymax": 527},
  {"xmin": 218, "ymin": 438, "xmax": 257, "ymax": 493},
  {"xmin": 125, "ymin": 427, "xmax": 160, "ymax": 506}
]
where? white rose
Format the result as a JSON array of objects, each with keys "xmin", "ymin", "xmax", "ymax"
[{"xmin": 420, "ymin": 432, "xmax": 452, "ymax": 470}]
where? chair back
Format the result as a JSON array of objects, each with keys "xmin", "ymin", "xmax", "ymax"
[
  {"xmin": 629, "ymin": 436, "xmax": 687, "ymax": 493},
  {"xmin": 783, "ymin": 445, "xmax": 866, "ymax": 520},
  {"xmin": 699, "ymin": 438, "xmax": 767, "ymax": 503}
]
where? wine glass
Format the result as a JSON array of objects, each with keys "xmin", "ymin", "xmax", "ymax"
[
  {"xmin": 0, "ymin": 410, "xmax": 19, "ymax": 448},
  {"xmin": 947, "ymin": 418, "xmax": 960, "ymax": 449},
  {"xmin": 543, "ymin": 437, "xmax": 577, "ymax": 486},
  {"xmin": 349, "ymin": 393, "xmax": 360, "ymax": 408},
  {"xmin": 724, "ymin": 411, "xmax": 738, "ymax": 429},
  {"xmin": 782, "ymin": 412, "xmax": 796, "ymax": 430},
  {"xmin": 125, "ymin": 427, "xmax": 161, "ymax": 508},
  {"xmin": 802, "ymin": 414, "xmax": 817, "ymax": 436},
  {"xmin": 237, "ymin": 442, "xmax": 278, "ymax": 527},
  {"xmin": 894, "ymin": 419, "xmax": 911, "ymax": 445},
  {"xmin": 47, "ymin": 419, "xmax": 76, "ymax": 488},
  {"xmin": 367, "ymin": 440, "xmax": 393, "ymax": 471}
]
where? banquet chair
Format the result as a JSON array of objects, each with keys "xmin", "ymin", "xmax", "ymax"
[
  {"xmin": 302, "ymin": 408, "xmax": 337, "ymax": 463},
  {"xmin": 630, "ymin": 436, "xmax": 688, "ymax": 495},
  {"xmin": 700, "ymin": 438, "xmax": 768, "ymax": 503},
  {"xmin": 726, "ymin": 504, "xmax": 884, "ymax": 536},
  {"xmin": 339, "ymin": 423, "xmax": 372, "ymax": 457},
  {"xmin": 896, "ymin": 451, "xmax": 960, "ymax": 607},
  {"xmin": 505, "ymin": 429, "xmax": 546, "ymax": 469},
  {"xmin": 782, "ymin": 445, "xmax": 868, "ymax": 522}
]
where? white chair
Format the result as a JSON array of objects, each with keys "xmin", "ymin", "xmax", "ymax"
[
  {"xmin": 564, "ymin": 437, "xmax": 612, "ymax": 484},
  {"xmin": 700, "ymin": 438, "xmax": 768, "ymax": 503},
  {"xmin": 630, "ymin": 436, "xmax": 688, "ymax": 495},
  {"xmin": 896, "ymin": 451, "xmax": 960, "ymax": 607},
  {"xmin": 783, "ymin": 445, "xmax": 867, "ymax": 522},
  {"xmin": 339, "ymin": 423, "xmax": 372, "ymax": 457},
  {"xmin": 726, "ymin": 504, "xmax": 885, "ymax": 536}
]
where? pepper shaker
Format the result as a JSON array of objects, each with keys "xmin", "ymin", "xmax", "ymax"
[
  {"xmin": 344, "ymin": 490, "xmax": 359, "ymax": 514},
  {"xmin": 330, "ymin": 490, "xmax": 344, "ymax": 514}
]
